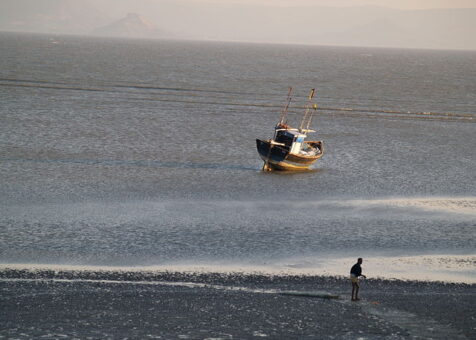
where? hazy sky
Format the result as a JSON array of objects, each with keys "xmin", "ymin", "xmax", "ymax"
[
  {"xmin": 90, "ymin": 0, "xmax": 476, "ymax": 11},
  {"xmin": 187, "ymin": 0, "xmax": 476, "ymax": 9}
]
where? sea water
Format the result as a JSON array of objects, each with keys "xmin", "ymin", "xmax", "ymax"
[{"xmin": 0, "ymin": 32, "xmax": 475, "ymax": 282}]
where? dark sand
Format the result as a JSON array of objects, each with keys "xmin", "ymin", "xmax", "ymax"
[{"xmin": 1, "ymin": 269, "xmax": 474, "ymax": 339}]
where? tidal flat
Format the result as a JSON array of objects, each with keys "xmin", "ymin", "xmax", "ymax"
[{"xmin": 1, "ymin": 269, "xmax": 474, "ymax": 339}]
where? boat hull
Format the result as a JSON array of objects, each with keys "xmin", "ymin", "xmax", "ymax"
[{"xmin": 256, "ymin": 139, "xmax": 323, "ymax": 171}]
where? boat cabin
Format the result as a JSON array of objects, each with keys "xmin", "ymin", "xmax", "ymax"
[{"xmin": 274, "ymin": 129, "xmax": 307, "ymax": 154}]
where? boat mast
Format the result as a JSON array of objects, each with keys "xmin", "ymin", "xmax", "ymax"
[
  {"xmin": 305, "ymin": 102, "xmax": 318, "ymax": 131},
  {"xmin": 299, "ymin": 88, "xmax": 316, "ymax": 132},
  {"xmin": 278, "ymin": 87, "xmax": 293, "ymax": 126},
  {"xmin": 265, "ymin": 87, "xmax": 293, "ymax": 171}
]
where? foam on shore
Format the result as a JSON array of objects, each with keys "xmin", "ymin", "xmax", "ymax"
[
  {"xmin": 1, "ymin": 253, "xmax": 475, "ymax": 284},
  {"xmin": 341, "ymin": 197, "xmax": 476, "ymax": 215}
]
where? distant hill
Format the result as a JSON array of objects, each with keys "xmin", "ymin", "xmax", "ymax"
[
  {"xmin": 92, "ymin": 13, "xmax": 165, "ymax": 39},
  {"xmin": 306, "ymin": 8, "xmax": 476, "ymax": 50},
  {"xmin": 0, "ymin": 0, "xmax": 475, "ymax": 50},
  {"xmin": 158, "ymin": 4, "xmax": 476, "ymax": 50}
]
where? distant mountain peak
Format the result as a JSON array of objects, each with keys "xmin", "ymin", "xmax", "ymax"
[
  {"xmin": 123, "ymin": 12, "xmax": 153, "ymax": 28},
  {"xmin": 92, "ymin": 12, "xmax": 163, "ymax": 38}
]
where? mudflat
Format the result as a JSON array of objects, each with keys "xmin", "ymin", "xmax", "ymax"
[{"xmin": 1, "ymin": 269, "xmax": 474, "ymax": 339}]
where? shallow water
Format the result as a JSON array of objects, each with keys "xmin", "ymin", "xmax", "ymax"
[{"xmin": 0, "ymin": 33, "xmax": 475, "ymax": 282}]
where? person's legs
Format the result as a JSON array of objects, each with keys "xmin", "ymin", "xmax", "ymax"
[
  {"xmin": 354, "ymin": 282, "xmax": 360, "ymax": 300},
  {"xmin": 351, "ymin": 282, "xmax": 357, "ymax": 300}
]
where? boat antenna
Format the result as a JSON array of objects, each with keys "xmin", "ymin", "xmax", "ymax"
[
  {"xmin": 299, "ymin": 88, "xmax": 315, "ymax": 132},
  {"xmin": 278, "ymin": 87, "xmax": 293, "ymax": 126}
]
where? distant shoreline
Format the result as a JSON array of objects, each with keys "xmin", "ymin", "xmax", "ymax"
[{"xmin": 2, "ymin": 30, "xmax": 476, "ymax": 52}]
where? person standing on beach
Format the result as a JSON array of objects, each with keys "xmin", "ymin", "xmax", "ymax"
[{"xmin": 350, "ymin": 258, "xmax": 366, "ymax": 301}]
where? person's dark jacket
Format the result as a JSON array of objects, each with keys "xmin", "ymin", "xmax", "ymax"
[{"xmin": 350, "ymin": 263, "xmax": 362, "ymax": 276}]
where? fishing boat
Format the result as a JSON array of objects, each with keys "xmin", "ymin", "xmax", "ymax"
[{"xmin": 256, "ymin": 88, "xmax": 324, "ymax": 171}]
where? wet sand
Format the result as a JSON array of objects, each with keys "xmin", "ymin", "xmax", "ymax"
[{"xmin": 1, "ymin": 269, "xmax": 474, "ymax": 339}]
